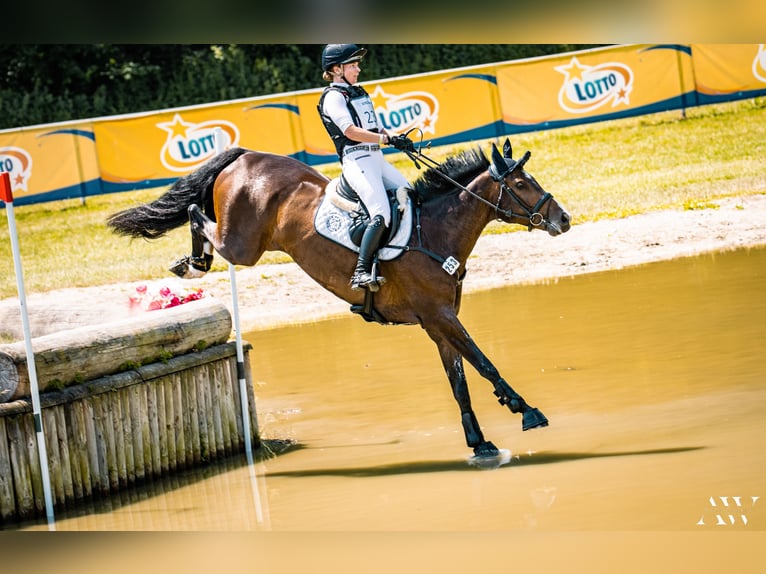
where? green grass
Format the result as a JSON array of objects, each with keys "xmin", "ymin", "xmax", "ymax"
[{"xmin": 1, "ymin": 98, "xmax": 765, "ymax": 299}]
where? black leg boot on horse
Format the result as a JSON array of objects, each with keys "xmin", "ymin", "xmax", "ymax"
[{"xmin": 351, "ymin": 214, "xmax": 388, "ymax": 292}]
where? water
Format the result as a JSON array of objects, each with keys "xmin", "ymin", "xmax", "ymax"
[{"xmin": 14, "ymin": 246, "xmax": 766, "ymax": 533}]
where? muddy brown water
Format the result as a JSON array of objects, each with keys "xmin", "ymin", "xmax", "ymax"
[{"xmin": 15, "ymin": 246, "xmax": 766, "ymax": 536}]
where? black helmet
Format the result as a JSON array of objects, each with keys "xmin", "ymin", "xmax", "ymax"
[{"xmin": 322, "ymin": 44, "xmax": 367, "ymax": 71}]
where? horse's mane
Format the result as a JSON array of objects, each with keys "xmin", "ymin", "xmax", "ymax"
[{"xmin": 412, "ymin": 147, "xmax": 489, "ymax": 203}]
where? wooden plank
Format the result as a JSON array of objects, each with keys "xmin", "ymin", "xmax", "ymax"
[
  {"xmin": 82, "ymin": 399, "xmax": 100, "ymax": 495},
  {"xmin": 146, "ymin": 382, "xmax": 161, "ymax": 477},
  {"xmin": 203, "ymin": 363, "xmax": 216, "ymax": 460},
  {"xmin": 218, "ymin": 359, "xmax": 234, "ymax": 456},
  {"xmin": 156, "ymin": 377, "xmax": 169, "ymax": 475},
  {"xmin": 111, "ymin": 390, "xmax": 128, "ymax": 488},
  {"xmin": 120, "ymin": 390, "xmax": 135, "ymax": 485},
  {"xmin": 92, "ymin": 395, "xmax": 110, "ymax": 495},
  {"xmin": 74, "ymin": 400, "xmax": 92, "ymax": 499},
  {"xmin": 138, "ymin": 382, "xmax": 153, "ymax": 478},
  {"xmin": 7, "ymin": 416, "xmax": 33, "ymax": 519},
  {"xmin": 185, "ymin": 369, "xmax": 201, "ymax": 465},
  {"xmin": 53, "ymin": 406, "xmax": 75, "ymax": 504},
  {"xmin": 163, "ymin": 376, "xmax": 177, "ymax": 472},
  {"xmin": 128, "ymin": 384, "xmax": 145, "ymax": 482},
  {"xmin": 42, "ymin": 408, "xmax": 64, "ymax": 506},
  {"xmin": 0, "ymin": 418, "xmax": 16, "ymax": 521},
  {"xmin": 210, "ymin": 361, "xmax": 225, "ymax": 459},
  {"xmin": 195, "ymin": 367, "xmax": 209, "ymax": 463},
  {"xmin": 63, "ymin": 401, "xmax": 87, "ymax": 500},
  {"xmin": 228, "ymin": 358, "xmax": 244, "ymax": 451},
  {"xmin": 172, "ymin": 372, "xmax": 186, "ymax": 471},
  {"xmin": 21, "ymin": 414, "xmax": 45, "ymax": 516}
]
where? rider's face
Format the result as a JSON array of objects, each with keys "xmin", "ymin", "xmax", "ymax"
[{"xmin": 340, "ymin": 61, "xmax": 361, "ymax": 84}]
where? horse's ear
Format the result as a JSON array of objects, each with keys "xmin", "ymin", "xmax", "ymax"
[
  {"xmin": 491, "ymin": 144, "xmax": 507, "ymax": 173},
  {"xmin": 503, "ymin": 138, "xmax": 512, "ymax": 159}
]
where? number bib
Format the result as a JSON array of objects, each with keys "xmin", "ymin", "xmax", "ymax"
[{"xmin": 349, "ymin": 94, "xmax": 378, "ymax": 131}]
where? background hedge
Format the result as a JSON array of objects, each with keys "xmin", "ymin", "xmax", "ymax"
[{"xmin": 0, "ymin": 44, "xmax": 597, "ymax": 130}]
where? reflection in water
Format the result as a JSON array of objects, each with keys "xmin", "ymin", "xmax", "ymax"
[{"xmin": 13, "ymin": 246, "xmax": 766, "ymax": 531}]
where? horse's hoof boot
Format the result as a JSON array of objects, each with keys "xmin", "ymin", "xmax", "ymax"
[
  {"xmin": 522, "ymin": 408, "xmax": 549, "ymax": 431},
  {"xmin": 473, "ymin": 441, "xmax": 500, "ymax": 457}
]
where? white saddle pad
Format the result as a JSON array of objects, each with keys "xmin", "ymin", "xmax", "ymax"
[{"xmin": 313, "ymin": 178, "xmax": 413, "ymax": 261}]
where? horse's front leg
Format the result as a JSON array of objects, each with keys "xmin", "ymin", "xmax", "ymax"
[
  {"xmin": 435, "ymin": 341, "xmax": 499, "ymax": 457},
  {"xmin": 423, "ymin": 312, "xmax": 549, "ymax": 432}
]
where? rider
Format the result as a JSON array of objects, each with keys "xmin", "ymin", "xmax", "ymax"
[{"xmin": 317, "ymin": 44, "xmax": 415, "ymax": 291}]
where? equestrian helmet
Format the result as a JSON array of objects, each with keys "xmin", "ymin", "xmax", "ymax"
[{"xmin": 322, "ymin": 44, "xmax": 367, "ymax": 71}]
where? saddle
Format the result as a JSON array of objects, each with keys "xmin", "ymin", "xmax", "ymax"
[{"xmin": 313, "ymin": 175, "xmax": 413, "ymax": 261}]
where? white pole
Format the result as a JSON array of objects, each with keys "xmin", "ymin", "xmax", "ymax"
[
  {"xmin": 1, "ymin": 171, "xmax": 56, "ymax": 527},
  {"xmin": 213, "ymin": 131, "xmax": 256, "ymax": 460},
  {"xmin": 213, "ymin": 130, "xmax": 265, "ymax": 526}
]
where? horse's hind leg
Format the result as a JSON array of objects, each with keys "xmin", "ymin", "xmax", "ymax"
[
  {"xmin": 436, "ymin": 342, "xmax": 499, "ymax": 457},
  {"xmin": 169, "ymin": 204, "xmax": 215, "ymax": 279}
]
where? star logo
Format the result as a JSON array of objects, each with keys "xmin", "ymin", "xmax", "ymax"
[
  {"xmin": 156, "ymin": 114, "xmax": 240, "ymax": 172},
  {"xmin": 0, "ymin": 147, "xmax": 33, "ymax": 194},
  {"xmin": 366, "ymin": 84, "xmax": 439, "ymax": 136},
  {"xmin": 555, "ymin": 57, "xmax": 634, "ymax": 114}
]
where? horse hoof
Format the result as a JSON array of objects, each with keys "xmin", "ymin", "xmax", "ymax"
[
  {"xmin": 473, "ymin": 441, "xmax": 500, "ymax": 457},
  {"xmin": 468, "ymin": 445, "xmax": 512, "ymax": 469},
  {"xmin": 522, "ymin": 407, "xmax": 549, "ymax": 431},
  {"xmin": 169, "ymin": 256, "xmax": 190, "ymax": 278}
]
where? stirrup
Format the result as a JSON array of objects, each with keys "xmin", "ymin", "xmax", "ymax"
[{"xmin": 350, "ymin": 271, "xmax": 386, "ymax": 292}]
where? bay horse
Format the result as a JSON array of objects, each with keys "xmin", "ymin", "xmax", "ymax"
[{"xmin": 107, "ymin": 138, "xmax": 571, "ymax": 459}]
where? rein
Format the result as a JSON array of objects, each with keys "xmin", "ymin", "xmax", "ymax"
[{"xmin": 403, "ymin": 147, "xmax": 553, "ymax": 231}]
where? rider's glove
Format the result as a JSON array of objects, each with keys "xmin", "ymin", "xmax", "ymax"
[{"xmin": 388, "ymin": 135, "xmax": 415, "ymax": 153}]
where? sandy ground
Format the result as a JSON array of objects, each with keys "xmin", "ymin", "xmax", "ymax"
[{"xmin": 1, "ymin": 193, "xmax": 765, "ymax": 341}]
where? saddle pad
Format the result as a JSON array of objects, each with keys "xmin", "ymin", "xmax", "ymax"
[{"xmin": 314, "ymin": 181, "xmax": 413, "ymax": 261}]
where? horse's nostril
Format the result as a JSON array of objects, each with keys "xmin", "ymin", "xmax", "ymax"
[{"xmin": 561, "ymin": 212, "xmax": 570, "ymax": 224}]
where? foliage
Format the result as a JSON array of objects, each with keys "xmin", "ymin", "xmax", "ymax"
[{"xmin": 0, "ymin": 44, "xmax": 595, "ymax": 129}]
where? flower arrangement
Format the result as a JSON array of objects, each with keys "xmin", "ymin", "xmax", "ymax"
[{"xmin": 129, "ymin": 284, "xmax": 206, "ymax": 311}]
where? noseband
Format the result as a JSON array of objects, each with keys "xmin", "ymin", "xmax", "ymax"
[{"xmin": 488, "ymin": 151, "xmax": 553, "ymax": 231}]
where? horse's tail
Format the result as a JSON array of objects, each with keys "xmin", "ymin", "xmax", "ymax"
[{"xmin": 106, "ymin": 147, "xmax": 250, "ymax": 239}]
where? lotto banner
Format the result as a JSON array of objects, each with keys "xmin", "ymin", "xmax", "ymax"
[
  {"xmin": 495, "ymin": 44, "xmax": 696, "ymax": 133},
  {"xmin": 0, "ymin": 123, "xmax": 101, "ymax": 206},
  {"xmin": 691, "ymin": 44, "xmax": 766, "ymax": 104},
  {"xmin": 94, "ymin": 93, "xmax": 306, "ymax": 193},
  {"xmin": 4, "ymin": 44, "xmax": 766, "ymax": 207},
  {"xmin": 297, "ymin": 64, "xmax": 504, "ymax": 164}
]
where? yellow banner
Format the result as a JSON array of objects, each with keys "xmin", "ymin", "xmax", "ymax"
[
  {"xmin": 496, "ymin": 44, "xmax": 692, "ymax": 131},
  {"xmin": 692, "ymin": 44, "xmax": 766, "ymax": 101},
  {"xmin": 4, "ymin": 44, "xmax": 765, "ymax": 206},
  {"xmin": 94, "ymin": 94, "xmax": 306, "ymax": 191},
  {"xmin": 0, "ymin": 124, "xmax": 99, "ymax": 205}
]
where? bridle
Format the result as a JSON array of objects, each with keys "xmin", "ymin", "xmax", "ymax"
[
  {"xmin": 487, "ymin": 150, "xmax": 553, "ymax": 230},
  {"xmin": 403, "ymin": 146, "xmax": 555, "ymax": 232}
]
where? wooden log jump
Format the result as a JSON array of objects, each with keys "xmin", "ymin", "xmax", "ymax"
[
  {"xmin": 0, "ymin": 298, "xmax": 259, "ymax": 524},
  {"xmin": 0, "ymin": 298, "xmax": 232, "ymax": 402}
]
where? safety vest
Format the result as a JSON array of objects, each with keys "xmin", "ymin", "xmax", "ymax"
[{"xmin": 317, "ymin": 84, "xmax": 379, "ymax": 159}]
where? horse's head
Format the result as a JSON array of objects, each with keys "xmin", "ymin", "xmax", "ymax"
[{"xmin": 489, "ymin": 138, "xmax": 570, "ymax": 236}]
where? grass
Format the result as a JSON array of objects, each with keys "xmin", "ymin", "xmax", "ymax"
[{"xmin": 1, "ymin": 98, "xmax": 765, "ymax": 300}]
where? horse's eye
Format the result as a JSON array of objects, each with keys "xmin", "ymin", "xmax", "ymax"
[{"xmin": 515, "ymin": 181, "xmax": 525, "ymax": 189}]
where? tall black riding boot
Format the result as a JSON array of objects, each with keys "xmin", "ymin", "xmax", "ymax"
[{"xmin": 351, "ymin": 214, "xmax": 388, "ymax": 291}]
